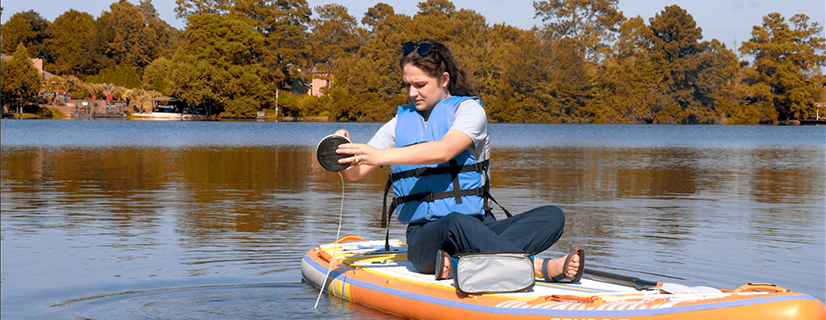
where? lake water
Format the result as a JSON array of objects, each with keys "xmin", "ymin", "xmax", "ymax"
[{"xmin": 1, "ymin": 119, "xmax": 824, "ymax": 319}]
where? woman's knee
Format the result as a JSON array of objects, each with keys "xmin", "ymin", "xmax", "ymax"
[{"xmin": 526, "ymin": 205, "xmax": 565, "ymax": 223}]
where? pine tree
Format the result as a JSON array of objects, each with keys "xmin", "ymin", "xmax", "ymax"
[
  {"xmin": 1, "ymin": 44, "xmax": 43, "ymax": 113},
  {"xmin": 739, "ymin": 13, "xmax": 826, "ymax": 122}
]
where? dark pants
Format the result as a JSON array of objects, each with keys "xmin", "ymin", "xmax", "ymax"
[{"xmin": 405, "ymin": 205, "xmax": 566, "ymax": 274}]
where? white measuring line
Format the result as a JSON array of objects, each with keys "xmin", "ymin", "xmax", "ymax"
[{"xmin": 314, "ymin": 172, "xmax": 346, "ymax": 309}]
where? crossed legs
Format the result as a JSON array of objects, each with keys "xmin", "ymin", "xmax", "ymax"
[{"xmin": 406, "ymin": 205, "xmax": 576, "ymax": 279}]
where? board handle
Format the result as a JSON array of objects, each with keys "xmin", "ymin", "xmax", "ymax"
[
  {"xmin": 729, "ymin": 283, "xmax": 789, "ymax": 296},
  {"xmin": 335, "ymin": 235, "xmax": 366, "ymax": 243}
]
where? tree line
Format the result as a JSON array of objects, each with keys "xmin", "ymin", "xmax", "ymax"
[{"xmin": 1, "ymin": 0, "xmax": 824, "ymax": 123}]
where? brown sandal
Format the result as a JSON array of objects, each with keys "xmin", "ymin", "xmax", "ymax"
[
  {"xmin": 542, "ymin": 247, "xmax": 585, "ymax": 283},
  {"xmin": 434, "ymin": 250, "xmax": 452, "ymax": 280}
]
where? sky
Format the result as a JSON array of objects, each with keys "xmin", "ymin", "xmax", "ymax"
[{"xmin": 2, "ymin": 0, "xmax": 824, "ymax": 53}]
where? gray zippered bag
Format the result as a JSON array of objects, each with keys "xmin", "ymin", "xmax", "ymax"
[{"xmin": 453, "ymin": 252, "xmax": 535, "ymax": 294}]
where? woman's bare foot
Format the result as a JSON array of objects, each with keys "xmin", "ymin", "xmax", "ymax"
[{"xmin": 535, "ymin": 251, "xmax": 581, "ymax": 279}]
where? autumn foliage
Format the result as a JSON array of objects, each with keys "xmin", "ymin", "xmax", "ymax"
[{"xmin": 1, "ymin": 0, "xmax": 824, "ymax": 123}]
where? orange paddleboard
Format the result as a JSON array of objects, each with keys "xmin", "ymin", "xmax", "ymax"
[{"xmin": 302, "ymin": 236, "xmax": 825, "ymax": 320}]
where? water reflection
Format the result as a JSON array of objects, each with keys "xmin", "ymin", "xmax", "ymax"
[
  {"xmin": 1, "ymin": 124, "xmax": 824, "ymax": 319},
  {"xmin": 491, "ymin": 144, "xmax": 824, "ymax": 294},
  {"xmin": 47, "ymin": 282, "xmax": 396, "ymax": 320}
]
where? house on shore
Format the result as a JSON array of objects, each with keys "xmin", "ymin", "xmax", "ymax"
[
  {"xmin": 287, "ymin": 68, "xmax": 331, "ymax": 97},
  {"xmin": 0, "ymin": 53, "xmax": 55, "ymax": 80}
]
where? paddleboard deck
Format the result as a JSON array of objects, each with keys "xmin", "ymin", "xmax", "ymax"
[{"xmin": 302, "ymin": 236, "xmax": 825, "ymax": 320}]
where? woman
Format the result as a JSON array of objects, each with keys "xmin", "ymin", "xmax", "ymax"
[{"xmin": 334, "ymin": 39, "xmax": 583, "ymax": 282}]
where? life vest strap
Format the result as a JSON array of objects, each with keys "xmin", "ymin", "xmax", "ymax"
[
  {"xmin": 389, "ymin": 160, "xmax": 489, "ymax": 182},
  {"xmin": 380, "ymin": 159, "xmax": 510, "ymax": 252},
  {"xmin": 391, "ymin": 186, "xmax": 486, "ymax": 208},
  {"xmin": 483, "ymin": 189, "xmax": 512, "ymax": 219},
  {"xmin": 379, "ymin": 185, "xmax": 512, "ymax": 252}
]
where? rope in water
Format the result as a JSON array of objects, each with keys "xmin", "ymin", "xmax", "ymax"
[{"xmin": 313, "ymin": 172, "xmax": 346, "ymax": 309}]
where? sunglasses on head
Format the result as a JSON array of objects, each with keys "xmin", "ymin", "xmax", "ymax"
[{"xmin": 402, "ymin": 42, "xmax": 434, "ymax": 57}]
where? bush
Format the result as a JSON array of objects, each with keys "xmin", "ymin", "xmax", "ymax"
[
  {"xmin": 302, "ymin": 95, "xmax": 329, "ymax": 118},
  {"xmin": 36, "ymin": 107, "xmax": 68, "ymax": 118},
  {"xmin": 220, "ymin": 96, "xmax": 259, "ymax": 118},
  {"xmin": 20, "ymin": 104, "xmax": 41, "ymax": 114}
]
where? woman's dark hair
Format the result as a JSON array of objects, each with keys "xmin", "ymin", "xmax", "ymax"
[{"xmin": 399, "ymin": 39, "xmax": 478, "ymax": 96}]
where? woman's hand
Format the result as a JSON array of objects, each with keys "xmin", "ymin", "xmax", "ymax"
[
  {"xmin": 333, "ymin": 142, "xmax": 382, "ymax": 181},
  {"xmin": 335, "ymin": 129, "xmax": 350, "ymax": 140},
  {"xmin": 337, "ymin": 143, "xmax": 382, "ymax": 168},
  {"xmin": 332, "ymin": 128, "xmax": 376, "ymax": 167},
  {"xmin": 330, "ymin": 129, "xmax": 472, "ymax": 181}
]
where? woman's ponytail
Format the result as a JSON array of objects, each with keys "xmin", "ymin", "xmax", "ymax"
[{"xmin": 450, "ymin": 65, "xmax": 478, "ymax": 96}]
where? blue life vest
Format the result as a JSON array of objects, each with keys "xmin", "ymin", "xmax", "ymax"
[{"xmin": 383, "ymin": 96, "xmax": 488, "ymax": 225}]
